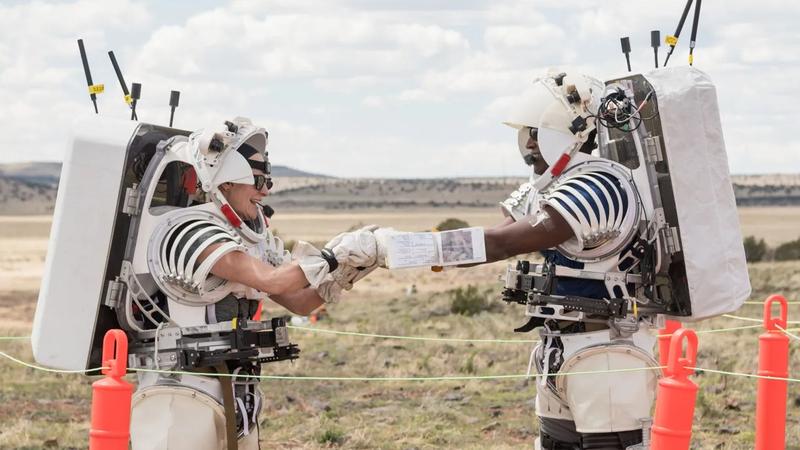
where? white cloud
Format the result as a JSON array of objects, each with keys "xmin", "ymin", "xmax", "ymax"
[{"xmin": 0, "ymin": 0, "xmax": 798, "ymax": 178}]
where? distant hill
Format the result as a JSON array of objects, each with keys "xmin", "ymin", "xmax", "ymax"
[
  {"xmin": 0, "ymin": 162, "xmax": 62, "ymax": 187},
  {"xmin": 0, "ymin": 175, "xmax": 57, "ymax": 215},
  {"xmin": 271, "ymin": 165, "xmax": 331, "ymax": 178},
  {"xmin": 0, "ymin": 162, "xmax": 326, "ymax": 183},
  {"xmin": 0, "ymin": 162, "xmax": 331, "ymax": 215},
  {"xmin": 1, "ymin": 161, "xmax": 800, "ymax": 215}
]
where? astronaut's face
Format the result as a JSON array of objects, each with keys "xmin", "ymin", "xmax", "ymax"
[
  {"xmin": 223, "ymin": 168, "xmax": 268, "ymax": 221},
  {"xmin": 525, "ymin": 128, "xmax": 548, "ymax": 176}
]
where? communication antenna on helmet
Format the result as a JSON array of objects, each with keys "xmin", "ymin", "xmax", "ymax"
[
  {"xmin": 77, "ymin": 39, "xmax": 103, "ymax": 114},
  {"xmin": 130, "ymin": 83, "xmax": 142, "ymax": 121},
  {"xmin": 620, "ymin": 37, "xmax": 632, "ymax": 72},
  {"xmin": 688, "ymin": 0, "xmax": 702, "ymax": 66},
  {"xmin": 107, "ymin": 50, "xmax": 137, "ymax": 120},
  {"xmin": 169, "ymin": 91, "xmax": 180, "ymax": 127},
  {"xmin": 651, "ymin": 30, "xmax": 661, "ymax": 68},
  {"xmin": 663, "ymin": 0, "xmax": 702, "ymax": 67}
]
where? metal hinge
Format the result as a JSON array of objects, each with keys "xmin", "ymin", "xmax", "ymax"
[
  {"xmin": 661, "ymin": 226, "xmax": 682, "ymax": 254},
  {"xmin": 104, "ymin": 277, "xmax": 124, "ymax": 308},
  {"xmin": 644, "ymin": 136, "xmax": 664, "ymax": 163},
  {"xmin": 122, "ymin": 184, "xmax": 141, "ymax": 216}
]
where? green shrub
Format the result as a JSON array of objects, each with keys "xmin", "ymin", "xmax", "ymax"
[
  {"xmin": 743, "ymin": 236, "xmax": 768, "ymax": 262},
  {"xmin": 462, "ymin": 351, "xmax": 478, "ymax": 374},
  {"xmin": 449, "ymin": 285, "xmax": 489, "ymax": 316},
  {"xmin": 436, "ymin": 218, "xmax": 469, "ymax": 231},
  {"xmin": 774, "ymin": 238, "xmax": 800, "ymax": 261},
  {"xmin": 317, "ymin": 428, "xmax": 345, "ymax": 445}
]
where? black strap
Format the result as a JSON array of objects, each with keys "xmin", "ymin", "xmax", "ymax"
[
  {"xmin": 214, "ymin": 364, "xmax": 239, "ymax": 450},
  {"xmin": 320, "ymin": 248, "xmax": 338, "ymax": 272},
  {"xmin": 236, "ymin": 143, "xmax": 269, "ymax": 173}
]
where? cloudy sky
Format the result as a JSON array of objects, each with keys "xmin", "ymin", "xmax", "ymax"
[{"xmin": 0, "ymin": 0, "xmax": 796, "ymax": 177}]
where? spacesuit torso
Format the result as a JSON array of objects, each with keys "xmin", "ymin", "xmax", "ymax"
[
  {"xmin": 126, "ymin": 199, "xmax": 290, "ymax": 445},
  {"xmin": 501, "ymin": 160, "xmax": 660, "ymax": 449},
  {"xmin": 116, "ymin": 120, "xmax": 298, "ymax": 450}
]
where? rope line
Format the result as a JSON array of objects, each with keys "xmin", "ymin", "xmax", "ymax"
[
  {"xmin": 689, "ymin": 367, "xmax": 800, "ymax": 384},
  {"xmin": 4, "ymin": 347, "xmax": 800, "ymax": 384},
  {"xmin": 3, "ymin": 350, "xmax": 800, "ymax": 383},
  {"xmin": 0, "ymin": 351, "xmax": 104, "ymax": 374},
  {"xmin": 131, "ymin": 365, "xmax": 662, "ymax": 381},
  {"xmin": 724, "ymin": 313, "xmax": 800, "ymax": 325},
  {"xmin": 744, "ymin": 301, "xmax": 800, "ymax": 305},
  {"xmin": 0, "ymin": 324, "xmax": 771, "ymax": 346},
  {"xmin": 693, "ymin": 324, "xmax": 761, "ymax": 334},
  {"xmin": 287, "ymin": 325, "xmax": 539, "ymax": 343},
  {"xmin": 776, "ymin": 324, "xmax": 800, "ymax": 341}
]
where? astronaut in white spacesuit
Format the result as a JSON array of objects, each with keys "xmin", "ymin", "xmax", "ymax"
[
  {"xmin": 372, "ymin": 72, "xmax": 662, "ymax": 449},
  {"xmin": 478, "ymin": 72, "xmax": 660, "ymax": 449},
  {"xmin": 417, "ymin": 67, "xmax": 749, "ymax": 448},
  {"xmin": 121, "ymin": 118, "xmax": 381, "ymax": 450}
]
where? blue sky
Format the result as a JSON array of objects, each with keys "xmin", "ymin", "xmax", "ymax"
[{"xmin": 0, "ymin": 0, "xmax": 797, "ymax": 177}]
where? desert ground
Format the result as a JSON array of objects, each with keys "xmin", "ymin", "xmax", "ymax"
[{"xmin": 1, "ymin": 209, "xmax": 800, "ymax": 449}]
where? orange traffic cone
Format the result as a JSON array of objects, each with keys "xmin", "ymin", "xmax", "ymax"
[
  {"xmin": 756, "ymin": 294, "xmax": 790, "ymax": 450},
  {"xmin": 658, "ymin": 319, "xmax": 682, "ymax": 375},
  {"xmin": 89, "ymin": 329, "xmax": 133, "ymax": 450},
  {"xmin": 651, "ymin": 328, "xmax": 699, "ymax": 450}
]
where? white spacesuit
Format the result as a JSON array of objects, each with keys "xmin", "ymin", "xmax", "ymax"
[
  {"xmin": 497, "ymin": 68, "xmax": 750, "ymax": 449},
  {"xmin": 32, "ymin": 117, "xmax": 378, "ymax": 450}
]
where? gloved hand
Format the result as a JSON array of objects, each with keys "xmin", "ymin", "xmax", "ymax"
[
  {"xmin": 293, "ymin": 241, "xmax": 339, "ymax": 289},
  {"xmin": 294, "ymin": 225, "xmax": 381, "ymax": 289},
  {"xmin": 372, "ymin": 227, "xmax": 399, "ymax": 268},
  {"xmin": 317, "ymin": 279, "xmax": 343, "ymax": 304},
  {"xmin": 331, "ymin": 264, "xmax": 378, "ymax": 290},
  {"xmin": 325, "ymin": 225, "xmax": 379, "ymax": 268}
]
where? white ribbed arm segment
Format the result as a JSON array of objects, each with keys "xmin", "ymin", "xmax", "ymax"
[
  {"xmin": 541, "ymin": 170, "xmax": 630, "ymax": 251},
  {"xmin": 159, "ymin": 218, "xmax": 244, "ymax": 295}
]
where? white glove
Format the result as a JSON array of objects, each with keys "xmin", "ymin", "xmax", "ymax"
[
  {"xmin": 373, "ymin": 227, "xmax": 399, "ymax": 268},
  {"xmin": 293, "ymin": 225, "xmax": 380, "ymax": 289},
  {"xmin": 317, "ymin": 279, "xmax": 343, "ymax": 304},
  {"xmin": 331, "ymin": 264, "xmax": 378, "ymax": 290},
  {"xmin": 293, "ymin": 241, "xmax": 337, "ymax": 289},
  {"xmin": 325, "ymin": 225, "xmax": 379, "ymax": 268}
]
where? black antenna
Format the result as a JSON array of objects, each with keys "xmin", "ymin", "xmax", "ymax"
[
  {"xmin": 651, "ymin": 30, "xmax": 661, "ymax": 68},
  {"xmin": 107, "ymin": 50, "xmax": 137, "ymax": 120},
  {"xmin": 130, "ymin": 83, "xmax": 141, "ymax": 121},
  {"xmin": 688, "ymin": 0, "xmax": 702, "ymax": 65},
  {"xmin": 169, "ymin": 91, "xmax": 180, "ymax": 127},
  {"xmin": 663, "ymin": 0, "xmax": 693, "ymax": 67},
  {"xmin": 620, "ymin": 37, "xmax": 632, "ymax": 72},
  {"xmin": 77, "ymin": 39, "xmax": 102, "ymax": 113}
]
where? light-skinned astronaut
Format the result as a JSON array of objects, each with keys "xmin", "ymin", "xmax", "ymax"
[{"xmin": 127, "ymin": 118, "xmax": 380, "ymax": 450}]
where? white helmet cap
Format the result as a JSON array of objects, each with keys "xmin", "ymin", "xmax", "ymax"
[
  {"xmin": 183, "ymin": 117, "xmax": 271, "ymax": 239},
  {"xmin": 190, "ymin": 117, "xmax": 268, "ymax": 193},
  {"xmin": 504, "ymin": 71, "xmax": 604, "ymax": 190}
]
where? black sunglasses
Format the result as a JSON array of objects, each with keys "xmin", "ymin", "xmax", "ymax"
[
  {"xmin": 528, "ymin": 127, "xmax": 538, "ymax": 139},
  {"xmin": 253, "ymin": 174, "xmax": 273, "ymax": 191}
]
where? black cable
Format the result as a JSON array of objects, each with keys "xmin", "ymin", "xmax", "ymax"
[
  {"xmin": 108, "ymin": 51, "xmax": 133, "ymax": 114},
  {"xmin": 651, "ymin": 30, "xmax": 661, "ymax": 68},
  {"xmin": 169, "ymin": 91, "xmax": 180, "ymax": 127},
  {"xmin": 663, "ymin": 0, "xmax": 694, "ymax": 67},
  {"xmin": 130, "ymin": 82, "xmax": 141, "ymax": 121},
  {"xmin": 77, "ymin": 39, "xmax": 99, "ymax": 114},
  {"xmin": 689, "ymin": 0, "xmax": 702, "ymax": 65},
  {"xmin": 620, "ymin": 37, "xmax": 632, "ymax": 72}
]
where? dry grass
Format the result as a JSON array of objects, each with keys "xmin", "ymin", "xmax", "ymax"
[{"xmin": 2, "ymin": 213, "xmax": 800, "ymax": 449}]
